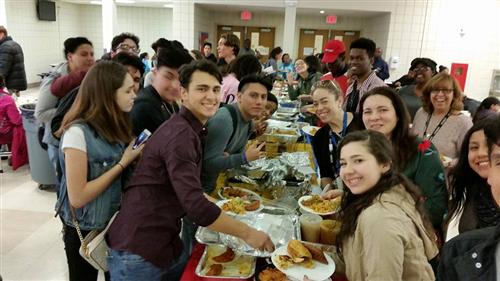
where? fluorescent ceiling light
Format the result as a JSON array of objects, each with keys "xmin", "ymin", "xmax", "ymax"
[
  {"xmin": 116, "ymin": 0, "xmax": 136, "ymax": 3},
  {"xmin": 90, "ymin": 1, "xmax": 102, "ymax": 4},
  {"xmin": 320, "ymin": 10, "xmax": 325, "ymax": 14},
  {"xmin": 163, "ymin": 4, "xmax": 173, "ymax": 8}
]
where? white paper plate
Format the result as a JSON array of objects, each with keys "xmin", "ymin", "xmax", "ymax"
[
  {"xmin": 271, "ymin": 244, "xmax": 335, "ymax": 281},
  {"xmin": 302, "ymin": 125, "xmax": 321, "ymax": 136},
  {"xmin": 216, "ymin": 199, "xmax": 264, "ymax": 216},
  {"xmin": 298, "ymin": 196, "xmax": 339, "ymax": 216}
]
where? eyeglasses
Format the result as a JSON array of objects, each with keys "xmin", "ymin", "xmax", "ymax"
[
  {"xmin": 431, "ymin": 89, "xmax": 453, "ymax": 95},
  {"xmin": 117, "ymin": 43, "xmax": 140, "ymax": 54}
]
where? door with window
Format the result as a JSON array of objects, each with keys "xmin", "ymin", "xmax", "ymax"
[
  {"xmin": 298, "ymin": 29, "xmax": 360, "ymax": 60},
  {"xmin": 246, "ymin": 26, "xmax": 275, "ymax": 64},
  {"xmin": 297, "ymin": 29, "xmax": 330, "ymax": 59}
]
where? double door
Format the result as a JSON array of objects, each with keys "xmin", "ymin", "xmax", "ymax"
[
  {"xmin": 216, "ymin": 25, "xmax": 276, "ymax": 63},
  {"xmin": 297, "ymin": 29, "xmax": 360, "ymax": 60}
]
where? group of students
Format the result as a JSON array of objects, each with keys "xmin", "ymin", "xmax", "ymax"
[
  {"xmin": 34, "ymin": 30, "xmax": 500, "ymax": 281},
  {"xmin": 303, "ymin": 36, "xmax": 499, "ymax": 280}
]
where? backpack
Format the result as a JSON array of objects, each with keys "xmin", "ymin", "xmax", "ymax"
[
  {"xmin": 50, "ymin": 87, "xmax": 79, "ymax": 140},
  {"xmin": 220, "ymin": 104, "xmax": 252, "ymax": 147}
]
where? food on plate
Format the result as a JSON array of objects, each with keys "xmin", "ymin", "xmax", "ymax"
[
  {"xmin": 273, "ymin": 128, "xmax": 297, "ymax": 135},
  {"xmin": 276, "ymin": 255, "xmax": 294, "ymax": 269},
  {"xmin": 222, "ymin": 198, "xmax": 261, "ymax": 215},
  {"xmin": 258, "ymin": 267, "xmax": 287, "ymax": 281},
  {"xmin": 206, "ymin": 264, "xmax": 223, "ymax": 276},
  {"xmin": 276, "ymin": 240, "xmax": 329, "ymax": 270},
  {"xmin": 287, "ymin": 239, "xmax": 312, "ymax": 263},
  {"xmin": 244, "ymin": 200, "xmax": 261, "ymax": 211},
  {"xmin": 310, "ymin": 127, "xmax": 318, "ymax": 135},
  {"xmin": 303, "ymin": 243, "xmax": 328, "ymax": 264},
  {"xmin": 221, "ymin": 187, "xmax": 249, "ymax": 199},
  {"xmin": 212, "ymin": 247, "xmax": 235, "ymax": 263},
  {"xmin": 301, "ymin": 195, "xmax": 341, "ymax": 213}
]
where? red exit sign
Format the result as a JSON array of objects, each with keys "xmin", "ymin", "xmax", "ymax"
[
  {"xmin": 326, "ymin": 15, "xmax": 337, "ymax": 24},
  {"xmin": 241, "ymin": 10, "xmax": 252, "ymax": 21}
]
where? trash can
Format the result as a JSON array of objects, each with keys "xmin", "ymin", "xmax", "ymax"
[{"xmin": 20, "ymin": 103, "xmax": 57, "ymax": 185}]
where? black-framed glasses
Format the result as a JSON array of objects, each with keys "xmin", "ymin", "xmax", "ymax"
[{"xmin": 117, "ymin": 43, "xmax": 140, "ymax": 54}]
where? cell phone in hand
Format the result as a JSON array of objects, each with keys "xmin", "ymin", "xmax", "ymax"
[{"xmin": 133, "ymin": 129, "xmax": 152, "ymax": 149}]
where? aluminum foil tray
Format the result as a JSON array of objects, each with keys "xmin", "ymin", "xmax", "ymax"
[
  {"xmin": 220, "ymin": 212, "xmax": 300, "ymax": 257},
  {"xmin": 196, "ymin": 207, "xmax": 300, "ymax": 256},
  {"xmin": 195, "ymin": 244, "xmax": 256, "ymax": 279}
]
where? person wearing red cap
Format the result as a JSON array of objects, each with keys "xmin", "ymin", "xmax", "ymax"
[{"xmin": 321, "ymin": 39, "xmax": 349, "ymax": 98}]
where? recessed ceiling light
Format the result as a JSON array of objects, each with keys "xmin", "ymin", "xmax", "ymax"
[
  {"xmin": 320, "ymin": 10, "xmax": 325, "ymax": 14},
  {"xmin": 116, "ymin": 0, "xmax": 136, "ymax": 3}
]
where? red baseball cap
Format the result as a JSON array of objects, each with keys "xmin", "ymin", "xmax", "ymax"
[{"xmin": 322, "ymin": 40, "xmax": 346, "ymax": 63}]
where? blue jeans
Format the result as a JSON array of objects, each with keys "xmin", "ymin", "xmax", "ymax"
[{"xmin": 107, "ymin": 249, "xmax": 187, "ymax": 281}]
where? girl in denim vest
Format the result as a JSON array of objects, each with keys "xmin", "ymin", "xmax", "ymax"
[{"xmin": 55, "ymin": 61, "xmax": 144, "ymax": 281}]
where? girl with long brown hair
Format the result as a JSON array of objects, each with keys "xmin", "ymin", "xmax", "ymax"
[
  {"xmin": 325, "ymin": 130, "xmax": 438, "ymax": 280},
  {"xmin": 55, "ymin": 61, "xmax": 144, "ymax": 281}
]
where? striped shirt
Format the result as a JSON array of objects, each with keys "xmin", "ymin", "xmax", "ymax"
[{"xmin": 343, "ymin": 71, "xmax": 386, "ymax": 112}]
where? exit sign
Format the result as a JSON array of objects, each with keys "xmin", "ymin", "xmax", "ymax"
[
  {"xmin": 241, "ymin": 10, "xmax": 252, "ymax": 21},
  {"xmin": 326, "ymin": 15, "xmax": 337, "ymax": 24}
]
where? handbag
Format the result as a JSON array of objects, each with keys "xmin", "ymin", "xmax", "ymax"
[{"xmin": 71, "ymin": 209, "xmax": 118, "ymax": 272}]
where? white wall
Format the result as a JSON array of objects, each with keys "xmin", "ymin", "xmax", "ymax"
[
  {"xmin": 78, "ymin": 4, "xmax": 103, "ymax": 58},
  {"xmin": 5, "ymin": 1, "xmax": 173, "ymax": 85},
  {"xmin": 116, "ymin": 6, "xmax": 173, "ymax": 56},
  {"xmin": 194, "ymin": 4, "xmax": 215, "ymax": 51},
  {"xmin": 385, "ymin": 0, "xmax": 500, "ymax": 100},
  {"xmin": 362, "ymin": 13, "xmax": 391, "ymax": 58},
  {"xmin": 5, "ymin": 0, "xmax": 82, "ymax": 85}
]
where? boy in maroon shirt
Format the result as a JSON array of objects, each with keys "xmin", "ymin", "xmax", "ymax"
[{"xmin": 106, "ymin": 60, "xmax": 274, "ymax": 281}]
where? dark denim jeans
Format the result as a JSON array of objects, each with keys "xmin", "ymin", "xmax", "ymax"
[{"xmin": 108, "ymin": 248, "xmax": 188, "ymax": 281}]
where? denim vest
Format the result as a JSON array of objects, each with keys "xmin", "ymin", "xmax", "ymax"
[{"xmin": 55, "ymin": 123, "xmax": 125, "ymax": 230}]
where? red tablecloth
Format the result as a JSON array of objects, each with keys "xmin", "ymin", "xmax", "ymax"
[
  {"xmin": 180, "ymin": 243, "xmax": 348, "ymax": 281},
  {"xmin": 180, "ymin": 244, "xmax": 252, "ymax": 281}
]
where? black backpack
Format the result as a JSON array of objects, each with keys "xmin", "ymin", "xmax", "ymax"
[{"xmin": 50, "ymin": 87, "xmax": 79, "ymax": 140}]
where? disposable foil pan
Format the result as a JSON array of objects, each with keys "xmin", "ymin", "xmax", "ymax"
[
  {"xmin": 195, "ymin": 206, "xmax": 300, "ymax": 249},
  {"xmin": 195, "ymin": 244, "xmax": 256, "ymax": 279},
  {"xmin": 219, "ymin": 212, "xmax": 301, "ymax": 257}
]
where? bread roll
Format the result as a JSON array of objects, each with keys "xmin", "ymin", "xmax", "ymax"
[{"xmin": 287, "ymin": 240, "xmax": 312, "ymax": 263}]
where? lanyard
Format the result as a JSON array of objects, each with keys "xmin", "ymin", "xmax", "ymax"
[
  {"xmin": 329, "ymin": 111, "xmax": 348, "ymax": 175},
  {"xmin": 422, "ymin": 109, "xmax": 451, "ymax": 142}
]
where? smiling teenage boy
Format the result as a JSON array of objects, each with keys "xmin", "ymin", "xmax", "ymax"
[{"xmin": 106, "ymin": 60, "xmax": 274, "ymax": 281}]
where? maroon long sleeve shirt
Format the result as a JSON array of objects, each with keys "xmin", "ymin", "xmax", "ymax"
[{"xmin": 106, "ymin": 107, "xmax": 221, "ymax": 268}]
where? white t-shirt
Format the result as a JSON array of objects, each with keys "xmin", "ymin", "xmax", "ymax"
[{"xmin": 61, "ymin": 125, "xmax": 87, "ymax": 153}]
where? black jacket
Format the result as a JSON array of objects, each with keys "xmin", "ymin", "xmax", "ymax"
[
  {"xmin": 438, "ymin": 225, "xmax": 499, "ymax": 281},
  {"xmin": 0, "ymin": 36, "xmax": 27, "ymax": 91},
  {"xmin": 129, "ymin": 85, "xmax": 179, "ymax": 136}
]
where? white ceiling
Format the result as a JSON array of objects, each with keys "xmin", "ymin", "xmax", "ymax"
[{"xmin": 59, "ymin": 0, "xmax": 388, "ymax": 17}]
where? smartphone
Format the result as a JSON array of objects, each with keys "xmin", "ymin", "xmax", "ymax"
[{"xmin": 133, "ymin": 129, "xmax": 152, "ymax": 149}]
